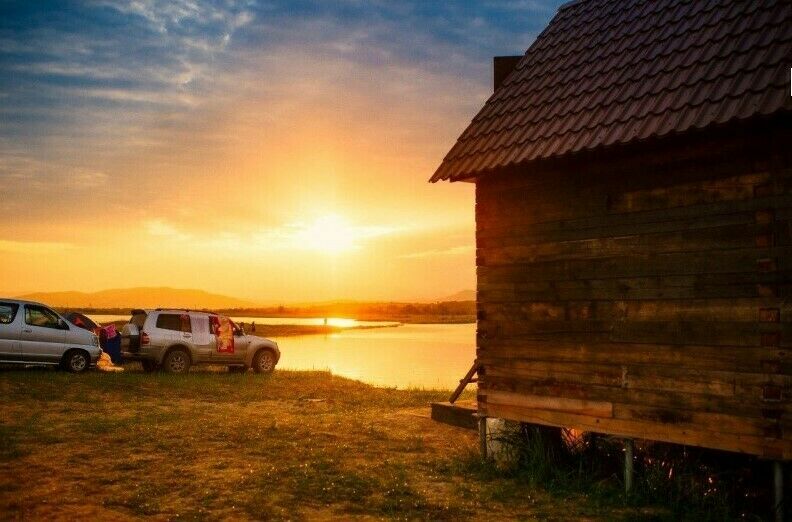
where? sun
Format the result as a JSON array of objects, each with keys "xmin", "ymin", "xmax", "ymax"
[{"xmin": 297, "ymin": 214, "xmax": 357, "ymax": 253}]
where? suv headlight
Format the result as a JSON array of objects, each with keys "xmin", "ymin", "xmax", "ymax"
[{"xmin": 91, "ymin": 335, "xmax": 100, "ymax": 347}]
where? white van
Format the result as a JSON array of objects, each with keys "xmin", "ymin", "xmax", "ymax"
[{"xmin": 0, "ymin": 299, "xmax": 102, "ymax": 372}]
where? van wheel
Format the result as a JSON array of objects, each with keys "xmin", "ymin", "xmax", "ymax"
[
  {"xmin": 228, "ymin": 365, "xmax": 248, "ymax": 373},
  {"xmin": 253, "ymin": 350, "xmax": 276, "ymax": 374},
  {"xmin": 141, "ymin": 360, "xmax": 157, "ymax": 373},
  {"xmin": 163, "ymin": 349, "xmax": 191, "ymax": 374},
  {"xmin": 63, "ymin": 350, "xmax": 90, "ymax": 373}
]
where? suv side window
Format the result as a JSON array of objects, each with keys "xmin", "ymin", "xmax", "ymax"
[
  {"xmin": 25, "ymin": 305, "xmax": 65, "ymax": 329},
  {"xmin": 0, "ymin": 303, "xmax": 19, "ymax": 324},
  {"xmin": 156, "ymin": 314, "xmax": 192, "ymax": 333}
]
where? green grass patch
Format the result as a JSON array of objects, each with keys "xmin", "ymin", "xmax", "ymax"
[{"xmin": 0, "ymin": 423, "xmax": 26, "ymax": 462}]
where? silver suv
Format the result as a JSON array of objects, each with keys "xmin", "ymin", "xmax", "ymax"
[
  {"xmin": 121, "ymin": 309, "xmax": 280, "ymax": 374},
  {"xmin": 0, "ymin": 299, "xmax": 102, "ymax": 372}
]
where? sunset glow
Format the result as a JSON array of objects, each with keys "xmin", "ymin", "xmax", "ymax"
[
  {"xmin": 295, "ymin": 215, "xmax": 362, "ymax": 254},
  {"xmin": 0, "ymin": 1, "xmax": 558, "ymax": 303}
]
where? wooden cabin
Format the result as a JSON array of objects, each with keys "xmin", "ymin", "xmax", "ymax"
[{"xmin": 432, "ymin": 0, "xmax": 792, "ymax": 460}]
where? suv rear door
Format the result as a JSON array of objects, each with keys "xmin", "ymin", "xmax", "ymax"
[
  {"xmin": 155, "ymin": 313, "xmax": 193, "ymax": 347},
  {"xmin": 189, "ymin": 314, "xmax": 215, "ymax": 361},
  {"xmin": 0, "ymin": 302, "xmax": 22, "ymax": 361}
]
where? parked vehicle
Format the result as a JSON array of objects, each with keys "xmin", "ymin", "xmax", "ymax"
[
  {"xmin": 0, "ymin": 299, "xmax": 102, "ymax": 372},
  {"xmin": 121, "ymin": 309, "xmax": 280, "ymax": 374}
]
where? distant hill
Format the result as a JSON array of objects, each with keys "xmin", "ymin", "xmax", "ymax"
[
  {"xmin": 443, "ymin": 289, "xmax": 475, "ymax": 301},
  {"xmin": 16, "ymin": 287, "xmax": 255, "ymax": 310}
]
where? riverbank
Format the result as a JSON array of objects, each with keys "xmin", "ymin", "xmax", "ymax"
[
  {"xmin": 0, "ymin": 369, "xmax": 653, "ymax": 520},
  {"xmin": 252, "ymin": 323, "xmax": 401, "ymax": 337},
  {"xmin": 102, "ymin": 320, "xmax": 400, "ymax": 338},
  {"xmin": 66, "ymin": 301, "xmax": 477, "ymax": 325}
]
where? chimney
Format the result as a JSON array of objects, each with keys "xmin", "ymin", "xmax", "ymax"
[{"xmin": 493, "ymin": 55, "xmax": 522, "ymax": 91}]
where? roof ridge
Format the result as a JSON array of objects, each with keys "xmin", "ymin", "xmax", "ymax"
[
  {"xmin": 447, "ymin": 81, "xmax": 790, "ymax": 165},
  {"xmin": 515, "ymin": 0, "xmax": 760, "ymax": 77},
  {"xmin": 558, "ymin": 0, "xmax": 588, "ymax": 11},
  {"xmin": 481, "ymin": 30, "xmax": 788, "ymax": 123},
  {"xmin": 430, "ymin": 0, "xmax": 792, "ymax": 182},
  {"xmin": 464, "ymin": 57, "xmax": 784, "ymax": 145}
]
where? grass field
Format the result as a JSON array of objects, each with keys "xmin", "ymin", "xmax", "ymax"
[{"xmin": 0, "ymin": 368, "xmax": 657, "ymax": 520}]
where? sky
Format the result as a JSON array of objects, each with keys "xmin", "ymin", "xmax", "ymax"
[{"xmin": 0, "ymin": 0, "xmax": 563, "ymax": 304}]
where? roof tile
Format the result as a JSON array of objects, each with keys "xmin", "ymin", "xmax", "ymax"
[{"xmin": 431, "ymin": 0, "xmax": 792, "ymax": 182}]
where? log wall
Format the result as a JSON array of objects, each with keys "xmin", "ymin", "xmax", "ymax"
[{"xmin": 475, "ymin": 125, "xmax": 792, "ymax": 459}]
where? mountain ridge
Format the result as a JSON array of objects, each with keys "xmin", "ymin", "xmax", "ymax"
[
  {"xmin": 14, "ymin": 287, "xmax": 255, "ymax": 309},
  {"xmin": 8, "ymin": 287, "xmax": 477, "ymax": 309}
]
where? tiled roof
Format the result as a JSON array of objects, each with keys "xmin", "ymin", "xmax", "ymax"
[{"xmin": 431, "ymin": 0, "xmax": 792, "ymax": 182}]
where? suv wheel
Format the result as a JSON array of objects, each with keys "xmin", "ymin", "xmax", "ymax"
[
  {"xmin": 253, "ymin": 349, "xmax": 276, "ymax": 374},
  {"xmin": 64, "ymin": 350, "xmax": 90, "ymax": 373},
  {"xmin": 163, "ymin": 349, "xmax": 191, "ymax": 374}
]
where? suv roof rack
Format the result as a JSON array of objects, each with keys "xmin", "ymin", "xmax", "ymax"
[{"xmin": 154, "ymin": 308, "xmax": 220, "ymax": 315}]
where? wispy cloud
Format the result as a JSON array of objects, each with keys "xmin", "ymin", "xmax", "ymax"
[
  {"xmin": 143, "ymin": 215, "xmax": 402, "ymax": 254},
  {"xmin": 144, "ymin": 219, "xmax": 192, "ymax": 241}
]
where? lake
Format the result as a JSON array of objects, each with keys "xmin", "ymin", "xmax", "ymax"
[
  {"xmin": 88, "ymin": 315, "xmax": 476, "ymax": 390},
  {"xmin": 271, "ymin": 323, "xmax": 476, "ymax": 390}
]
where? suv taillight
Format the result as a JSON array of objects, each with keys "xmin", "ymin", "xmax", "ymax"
[{"xmin": 141, "ymin": 332, "xmax": 150, "ymax": 346}]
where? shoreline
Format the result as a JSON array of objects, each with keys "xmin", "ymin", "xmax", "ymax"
[
  {"xmin": 248, "ymin": 323, "xmax": 403, "ymax": 337},
  {"xmin": 101, "ymin": 321, "xmax": 406, "ymax": 337}
]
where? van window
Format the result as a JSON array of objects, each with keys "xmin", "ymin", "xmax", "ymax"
[
  {"xmin": 0, "ymin": 303, "xmax": 19, "ymax": 324},
  {"xmin": 25, "ymin": 305, "xmax": 63, "ymax": 329},
  {"xmin": 156, "ymin": 313, "xmax": 191, "ymax": 333}
]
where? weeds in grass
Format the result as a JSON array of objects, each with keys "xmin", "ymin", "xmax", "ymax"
[
  {"xmin": 110, "ymin": 482, "xmax": 164, "ymax": 516},
  {"xmin": 288, "ymin": 459, "xmax": 372, "ymax": 506},
  {"xmin": 378, "ymin": 467, "xmax": 464, "ymax": 520},
  {"xmin": 401, "ymin": 435, "xmax": 425, "ymax": 453},
  {"xmin": 458, "ymin": 423, "xmax": 775, "ymax": 521},
  {"xmin": 0, "ymin": 413, "xmax": 64, "ymax": 461},
  {"xmin": 75, "ymin": 415, "xmax": 137, "ymax": 435},
  {"xmin": 0, "ymin": 423, "xmax": 25, "ymax": 461}
]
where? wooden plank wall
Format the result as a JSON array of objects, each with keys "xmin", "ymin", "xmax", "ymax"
[{"xmin": 475, "ymin": 130, "xmax": 792, "ymax": 459}]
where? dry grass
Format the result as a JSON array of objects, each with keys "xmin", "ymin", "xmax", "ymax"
[{"xmin": 0, "ymin": 368, "xmax": 647, "ymax": 520}]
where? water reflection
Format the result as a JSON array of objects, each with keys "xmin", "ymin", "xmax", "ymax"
[{"xmin": 271, "ymin": 323, "xmax": 476, "ymax": 390}]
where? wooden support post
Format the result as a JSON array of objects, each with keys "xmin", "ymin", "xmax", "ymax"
[
  {"xmin": 773, "ymin": 461, "xmax": 784, "ymax": 522},
  {"xmin": 624, "ymin": 438, "xmax": 634, "ymax": 496},
  {"xmin": 478, "ymin": 415, "xmax": 488, "ymax": 459},
  {"xmin": 449, "ymin": 362, "xmax": 478, "ymax": 404}
]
